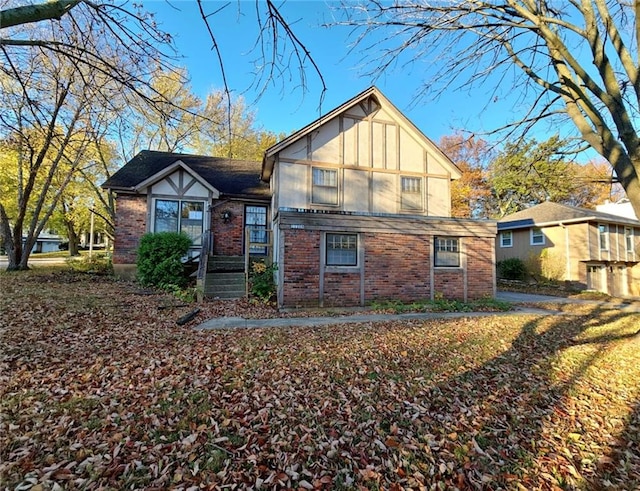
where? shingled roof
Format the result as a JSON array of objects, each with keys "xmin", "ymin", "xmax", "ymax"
[
  {"xmin": 498, "ymin": 201, "xmax": 640, "ymax": 230},
  {"xmin": 102, "ymin": 150, "xmax": 269, "ymax": 198}
]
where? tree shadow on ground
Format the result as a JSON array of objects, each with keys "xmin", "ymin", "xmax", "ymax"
[{"xmin": 403, "ymin": 305, "xmax": 640, "ymax": 488}]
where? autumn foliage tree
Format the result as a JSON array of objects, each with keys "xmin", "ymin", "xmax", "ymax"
[{"xmin": 439, "ymin": 134, "xmax": 492, "ymax": 218}]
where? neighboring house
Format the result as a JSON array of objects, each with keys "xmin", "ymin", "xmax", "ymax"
[
  {"xmin": 497, "ymin": 201, "xmax": 640, "ymax": 297},
  {"xmin": 596, "ymin": 198, "xmax": 638, "ymax": 220},
  {"xmin": 103, "ymin": 86, "xmax": 497, "ymax": 307}
]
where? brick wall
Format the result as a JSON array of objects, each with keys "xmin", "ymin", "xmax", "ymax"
[
  {"xmin": 434, "ymin": 270, "xmax": 465, "ymax": 300},
  {"xmin": 281, "ymin": 229, "xmax": 321, "ymax": 307},
  {"xmin": 465, "ymin": 236, "xmax": 495, "ymax": 299},
  {"xmin": 279, "ymin": 228, "xmax": 496, "ymax": 307},
  {"xmin": 113, "ymin": 194, "xmax": 147, "ymax": 265},
  {"xmin": 323, "ymin": 272, "xmax": 360, "ymax": 307},
  {"xmin": 363, "ymin": 233, "xmax": 431, "ymax": 302},
  {"xmin": 211, "ymin": 201, "xmax": 246, "ymax": 256}
]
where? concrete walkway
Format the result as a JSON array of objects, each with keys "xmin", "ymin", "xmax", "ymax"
[
  {"xmin": 194, "ymin": 291, "xmax": 640, "ymax": 330},
  {"xmin": 194, "ymin": 309, "xmax": 531, "ymax": 331}
]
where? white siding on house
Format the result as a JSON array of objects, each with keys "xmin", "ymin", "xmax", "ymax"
[
  {"xmin": 311, "ymin": 118, "xmax": 340, "ymax": 162},
  {"xmin": 150, "ymin": 170, "xmax": 210, "ymax": 197}
]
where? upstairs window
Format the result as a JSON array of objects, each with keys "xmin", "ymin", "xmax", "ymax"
[
  {"xmin": 598, "ymin": 224, "xmax": 609, "ymax": 251},
  {"xmin": 401, "ymin": 176, "xmax": 423, "ymax": 211},
  {"xmin": 530, "ymin": 228, "xmax": 545, "ymax": 246},
  {"xmin": 312, "ymin": 168, "xmax": 338, "ymax": 205},
  {"xmin": 326, "ymin": 233, "xmax": 357, "ymax": 266},
  {"xmin": 500, "ymin": 231, "xmax": 513, "ymax": 248},
  {"xmin": 625, "ymin": 227, "xmax": 634, "ymax": 254},
  {"xmin": 434, "ymin": 237, "xmax": 460, "ymax": 267}
]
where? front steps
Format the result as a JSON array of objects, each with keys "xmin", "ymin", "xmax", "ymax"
[{"xmin": 203, "ymin": 255, "xmax": 245, "ymax": 299}]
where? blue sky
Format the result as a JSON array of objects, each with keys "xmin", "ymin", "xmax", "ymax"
[{"xmin": 148, "ymin": 1, "xmax": 534, "ymax": 143}]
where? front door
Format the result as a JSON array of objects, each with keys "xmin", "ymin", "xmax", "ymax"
[{"xmin": 245, "ymin": 205, "xmax": 268, "ymax": 255}]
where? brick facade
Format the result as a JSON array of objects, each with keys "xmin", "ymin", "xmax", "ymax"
[
  {"xmin": 210, "ymin": 200, "xmax": 247, "ymax": 256},
  {"xmin": 113, "ymin": 195, "xmax": 147, "ymax": 265},
  {"xmin": 281, "ymin": 229, "xmax": 321, "ymax": 307},
  {"xmin": 279, "ymin": 225, "xmax": 496, "ymax": 308}
]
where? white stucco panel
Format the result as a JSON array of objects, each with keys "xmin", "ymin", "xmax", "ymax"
[
  {"xmin": 399, "ymin": 127, "xmax": 425, "ymax": 173},
  {"xmin": 344, "ymin": 169, "xmax": 370, "ymax": 211},
  {"xmin": 426, "ymin": 154, "xmax": 449, "ymax": 175},
  {"xmin": 343, "ymin": 117, "xmax": 357, "ymax": 167},
  {"xmin": 311, "ymin": 117, "xmax": 341, "ymax": 163},
  {"xmin": 277, "ymin": 161, "xmax": 309, "ymax": 209},
  {"xmin": 150, "ymin": 170, "xmax": 210, "ymax": 197},
  {"xmin": 372, "ymin": 121, "xmax": 385, "ymax": 169},
  {"xmin": 427, "ymin": 176, "xmax": 451, "ymax": 217},
  {"xmin": 357, "ymin": 119, "xmax": 370, "ymax": 167},
  {"xmin": 371, "ymin": 173, "xmax": 397, "ymax": 213},
  {"xmin": 280, "ymin": 137, "xmax": 308, "ymax": 161}
]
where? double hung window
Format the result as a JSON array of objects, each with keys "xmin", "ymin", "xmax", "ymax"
[
  {"xmin": 401, "ymin": 176, "xmax": 422, "ymax": 211},
  {"xmin": 500, "ymin": 231, "xmax": 513, "ymax": 248},
  {"xmin": 530, "ymin": 228, "xmax": 545, "ymax": 246},
  {"xmin": 312, "ymin": 168, "xmax": 338, "ymax": 205},
  {"xmin": 434, "ymin": 237, "xmax": 460, "ymax": 267},
  {"xmin": 326, "ymin": 233, "xmax": 358, "ymax": 266}
]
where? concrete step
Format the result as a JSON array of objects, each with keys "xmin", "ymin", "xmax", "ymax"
[
  {"xmin": 204, "ymin": 272, "xmax": 246, "ymax": 299},
  {"xmin": 208, "ymin": 255, "xmax": 245, "ymax": 273}
]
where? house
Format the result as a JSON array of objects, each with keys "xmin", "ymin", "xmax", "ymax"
[
  {"xmin": 103, "ymin": 87, "xmax": 497, "ymax": 307},
  {"xmin": 596, "ymin": 198, "xmax": 638, "ymax": 220},
  {"xmin": 497, "ymin": 201, "xmax": 640, "ymax": 297}
]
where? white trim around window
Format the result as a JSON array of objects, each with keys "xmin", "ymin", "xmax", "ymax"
[
  {"xmin": 598, "ymin": 223, "xmax": 609, "ymax": 251},
  {"xmin": 530, "ymin": 227, "xmax": 545, "ymax": 246},
  {"xmin": 500, "ymin": 230, "xmax": 513, "ymax": 248}
]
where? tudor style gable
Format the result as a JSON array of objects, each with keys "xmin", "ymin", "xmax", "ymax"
[{"xmin": 263, "ymin": 87, "xmax": 461, "ymax": 217}]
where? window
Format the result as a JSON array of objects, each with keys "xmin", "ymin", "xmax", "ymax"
[
  {"xmin": 530, "ymin": 228, "xmax": 545, "ymax": 246},
  {"xmin": 434, "ymin": 237, "xmax": 460, "ymax": 267},
  {"xmin": 154, "ymin": 199, "xmax": 204, "ymax": 245},
  {"xmin": 598, "ymin": 224, "xmax": 609, "ymax": 251},
  {"xmin": 246, "ymin": 205, "xmax": 268, "ymax": 255},
  {"xmin": 326, "ymin": 233, "xmax": 357, "ymax": 266},
  {"xmin": 500, "ymin": 231, "xmax": 513, "ymax": 248},
  {"xmin": 401, "ymin": 176, "xmax": 422, "ymax": 211},
  {"xmin": 625, "ymin": 227, "xmax": 634, "ymax": 254},
  {"xmin": 312, "ymin": 168, "xmax": 338, "ymax": 205}
]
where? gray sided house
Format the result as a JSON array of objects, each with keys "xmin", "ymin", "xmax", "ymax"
[
  {"xmin": 103, "ymin": 87, "xmax": 497, "ymax": 307},
  {"xmin": 497, "ymin": 201, "xmax": 640, "ymax": 297}
]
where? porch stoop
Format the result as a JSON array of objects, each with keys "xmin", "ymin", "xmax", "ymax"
[{"xmin": 203, "ymin": 255, "xmax": 246, "ymax": 299}]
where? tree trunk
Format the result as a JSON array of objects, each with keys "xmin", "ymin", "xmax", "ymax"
[{"xmin": 66, "ymin": 219, "xmax": 80, "ymax": 256}]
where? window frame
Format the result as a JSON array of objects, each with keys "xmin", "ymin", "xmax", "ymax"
[
  {"xmin": 153, "ymin": 198, "xmax": 205, "ymax": 246},
  {"xmin": 325, "ymin": 233, "xmax": 358, "ymax": 267},
  {"xmin": 434, "ymin": 237, "xmax": 461, "ymax": 268},
  {"xmin": 311, "ymin": 167, "xmax": 339, "ymax": 206},
  {"xmin": 530, "ymin": 227, "xmax": 545, "ymax": 246},
  {"xmin": 400, "ymin": 176, "xmax": 423, "ymax": 211},
  {"xmin": 625, "ymin": 227, "xmax": 633, "ymax": 255},
  {"xmin": 499, "ymin": 230, "xmax": 513, "ymax": 248},
  {"xmin": 598, "ymin": 223, "xmax": 609, "ymax": 251}
]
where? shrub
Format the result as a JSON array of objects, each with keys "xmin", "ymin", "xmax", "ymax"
[
  {"xmin": 497, "ymin": 257, "xmax": 528, "ymax": 280},
  {"xmin": 136, "ymin": 232, "xmax": 192, "ymax": 288},
  {"xmin": 66, "ymin": 253, "xmax": 112, "ymax": 274},
  {"xmin": 249, "ymin": 259, "xmax": 277, "ymax": 302}
]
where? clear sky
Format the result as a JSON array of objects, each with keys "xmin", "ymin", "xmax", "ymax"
[{"xmin": 148, "ymin": 1, "xmax": 534, "ymax": 143}]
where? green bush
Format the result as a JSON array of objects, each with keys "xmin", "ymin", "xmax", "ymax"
[
  {"xmin": 136, "ymin": 232, "xmax": 192, "ymax": 288},
  {"xmin": 249, "ymin": 259, "xmax": 277, "ymax": 302},
  {"xmin": 497, "ymin": 257, "xmax": 528, "ymax": 280},
  {"xmin": 66, "ymin": 253, "xmax": 113, "ymax": 274}
]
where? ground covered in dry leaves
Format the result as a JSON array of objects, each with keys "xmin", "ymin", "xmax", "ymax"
[{"xmin": 1, "ymin": 269, "xmax": 639, "ymax": 490}]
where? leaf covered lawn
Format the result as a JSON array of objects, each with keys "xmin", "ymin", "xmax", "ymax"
[{"xmin": 1, "ymin": 269, "xmax": 639, "ymax": 490}]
